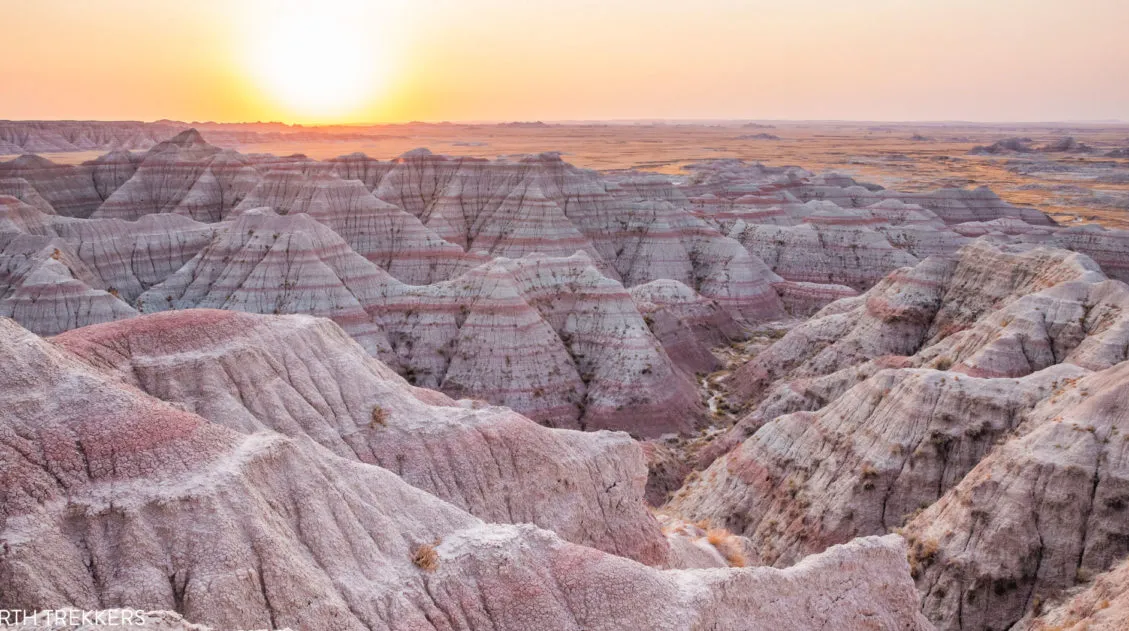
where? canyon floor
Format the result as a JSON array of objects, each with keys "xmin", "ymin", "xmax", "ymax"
[{"xmin": 4, "ymin": 120, "xmax": 1129, "ymax": 630}]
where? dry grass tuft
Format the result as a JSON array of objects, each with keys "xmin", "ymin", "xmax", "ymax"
[
  {"xmin": 412, "ymin": 542, "xmax": 440, "ymax": 572},
  {"xmin": 720, "ymin": 544, "xmax": 748, "ymax": 568},
  {"xmin": 704, "ymin": 527, "xmax": 748, "ymax": 568},
  {"xmin": 706, "ymin": 528, "xmax": 728, "ymax": 547},
  {"xmin": 906, "ymin": 535, "xmax": 940, "ymax": 579},
  {"xmin": 370, "ymin": 405, "xmax": 389, "ymax": 428}
]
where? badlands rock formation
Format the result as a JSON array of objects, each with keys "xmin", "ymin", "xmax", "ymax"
[
  {"xmin": 0, "ymin": 177, "xmax": 56, "ymax": 215},
  {"xmin": 0, "ymin": 312, "xmax": 933, "ymax": 631},
  {"xmin": 332, "ymin": 149, "xmax": 788, "ymax": 322},
  {"xmin": 723, "ymin": 241, "xmax": 1119, "ymax": 404},
  {"xmin": 674, "ymin": 158, "xmax": 1129, "ymax": 319},
  {"xmin": 900, "ymin": 360, "xmax": 1129, "ymax": 630},
  {"xmin": 132, "ymin": 210, "xmax": 699, "ymax": 435},
  {"xmin": 668, "ymin": 240, "xmax": 1129, "ymax": 630},
  {"xmin": 1016, "ymin": 555, "xmax": 1129, "ymax": 630},
  {"xmin": 0, "ymin": 155, "xmax": 110, "ymax": 218},
  {"xmin": 727, "ymin": 214, "xmax": 921, "ymax": 290},
  {"xmin": 4, "ymin": 132, "xmax": 1129, "ymax": 432},
  {"xmin": 53, "ymin": 309, "xmax": 670, "ymax": 566},
  {"xmin": 0, "ymin": 120, "xmax": 186, "ymax": 154},
  {"xmin": 0, "ymin": 120, "xmax": 507, "ymax": 156},
  {"xmin": 93, "ymin": 130, "xmax": 261, "ymax": 222},
  {"xmin": 6, "ymin": 130, "xmax": 1129, "ymax": 433},
  {"xmin": 629, "ymin": 279, "xmax": 743, "ymax": 373},
  {"xmin": 10, "ymin": 128, "xmax": 1129, "ymax": 629},
  {"xmin": 0, "ymin": 229, "xmax": 138, "ymax": 335},
  {"xmin": 0, "ymin": 195, "xmax": 212, "ymax": 334},
  {"xmin": 970, "ymin": 136, "xmax": 1095, "ymax": 155},
  {"xmin": 232, "ymin": 166, "xmax": 478, "ymax": 284}
]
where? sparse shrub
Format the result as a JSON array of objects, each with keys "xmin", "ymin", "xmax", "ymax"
[
  {"xmin": 370, "ymin": 405, "xmax": 389, "ymax": 428},
  {"xmin": 861, "ymin": 462, "xmax": 878, "ymax": 490},
  {"xmin": 704, "ymin": 528, "xmax": 748, "ymax": 567},
  {"xmin": 402, "ymin": 367, "xmax": 418, "ymax": 385},
  {"xmin": 914, "ymin": 537, "xmax": 939, "ymax": 564},
  {"xmin": 411, "ymin": 542, "xmax": 440, "ymax": 571},
  {"xmin": 965, "ymin": 421, "xmax": 992, "ymax": 439},
  {"xmin": 721, "ymin": 545, "xmax": 748, "ymax": 568},
  {"xmin": 934, "ymin": 357, "xmax": 953, "ymax": 370},
  {"xmin": 901, "ymin": 506, "xmax": 925, "ymax": 527},
  {"xmin": 930, "ymin": 430, "xmax": 954, "ymax": 448},
  {"xmin": 706, "ymin": 528, "xmax": 727, "ymax": 547},
  {"xmin": 905, "ymin": 535, "xmax": 940, "ymax": 578}
]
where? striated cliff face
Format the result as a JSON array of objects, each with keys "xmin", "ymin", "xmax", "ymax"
[
  {"xmin": 233, "ymin": 167, "xmax": 479, "ymax": 284},
  {"xmin": 52, "ymin": 309, "xmax": 670, "ymax": 566},
  {"xmin": 671, "ymin": 365, "xmax": 1087, "ymax": 567},
  {"xmin": 0, "ymin": 230, "xmax": 137, "ymax": 335},
  {"xmin": 899, "ymin": 360, "xmax": 1129, "ymax": 631},
  {"xmin": 0, "ymin": 312, "xmax": 933, "ymax": 631},
  {"xmin": 14, "ymin": 129, "xmax": 1129, "ymax": 630},
  {"xmin": 0, "ymin": 178, "xmax": 57, "ymax": 216},
  {"xmin": 1016, "ymin": 554, "xmax": 1129, "ymax": 630},
  {"xmin": 665, "ymin": 240, "xmax": 1129, "ymax": 630},
  {"xmin": 93, "ymin": 130, "xmax": 261, "ymax": 222},
  {"xmin": 724, "ymin": 241, "xmax": 1112, "ymax": 405},
  {"xmin": 131, "ymin": 209, "xmax": 699, "ymax": 435},
  {"xmin": 333, "ymin": 149, "xmax": 788, "ymax": 323},
  {"xmin": 729, "ymin": 218, "xmax": 922, "ymax": 290},
  {"xmin": 0, "ymin": 120, "xmax": 185, "ymax": 153},
  {"xmin": 6, "ymin": 132, "xmax": 1129, "ymax": 438},
  {"xmin": 4, "ymin": 134, "xmax": 1129, "ymax": 440},
  {"xmin": 0, "ymin": 155, "xmax": 109, "ymax": 218}
]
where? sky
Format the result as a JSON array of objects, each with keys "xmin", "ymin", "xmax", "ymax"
[{"xmin": 2, "ymin": 0, "xmax": 1127, "ymax": 125}]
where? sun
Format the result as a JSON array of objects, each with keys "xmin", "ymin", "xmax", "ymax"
[{"xmin": 245, "ymin": 3, "xmax": 388, "ymax": 122}]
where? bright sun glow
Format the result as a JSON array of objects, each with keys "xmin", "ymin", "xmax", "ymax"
[{"xmin": 246, "ymin": 3, "xmax": 389, "ymax": 121}]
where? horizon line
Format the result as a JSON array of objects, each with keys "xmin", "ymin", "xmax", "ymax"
[{"xmin": 3, "ymin": 117, "xmax": 1128, "ymax": 127}]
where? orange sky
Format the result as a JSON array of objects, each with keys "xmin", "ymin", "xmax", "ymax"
[{"xmin": 2, "ymin": 0, "xmax": 1128, "ymax": 124}]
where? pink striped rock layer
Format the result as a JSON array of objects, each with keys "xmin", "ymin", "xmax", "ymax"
[{"xmin": 0, "ymin": 313, "xmax": 932, "ymax": 631}]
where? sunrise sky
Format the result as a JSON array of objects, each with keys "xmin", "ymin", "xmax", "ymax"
[{"xmin": 3, "ymin": 0, "xmax": 1127, "ymax": 125}]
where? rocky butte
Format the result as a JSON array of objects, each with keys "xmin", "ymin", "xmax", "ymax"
[{"xmin": 4, "ymin": 128, "xmax": 1129, "ymax": 630}]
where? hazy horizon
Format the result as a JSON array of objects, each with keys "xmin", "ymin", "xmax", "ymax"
[
  {"xmin": 3, "ymin": 0, "xmax": 1128, "ymax": 125},
  {"xmin": 3, "ymin": 117, "xmax": 1129, "ymax": 126}
]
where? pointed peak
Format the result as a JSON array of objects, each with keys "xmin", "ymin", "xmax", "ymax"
[
  {"xmin": 5, "ymin": 154, "xmax": 58, "ymax": 169},
  {"xmin": 170, "ymin": 128, "xmax": 207, "ymax": 147},
  {"xmin": 144, "ymin": 128, "xmax": 215, "ymax": 158}
]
